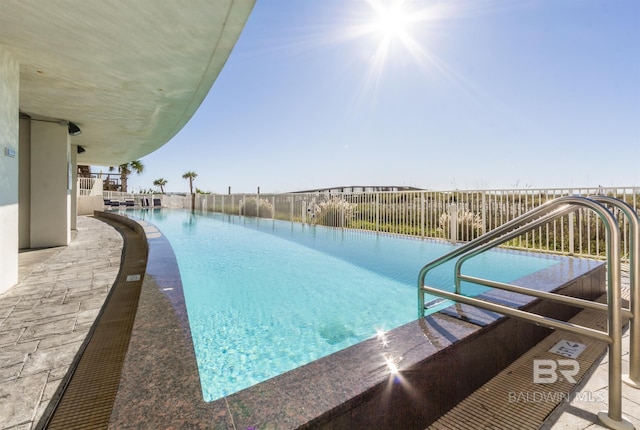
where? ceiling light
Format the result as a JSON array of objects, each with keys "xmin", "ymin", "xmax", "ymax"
[{"xmin": 68, "ymin": 122, "xmax": 82, "ymax": 136}]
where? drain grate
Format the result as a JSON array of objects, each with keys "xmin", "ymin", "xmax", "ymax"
[{"xmin": 43, "ymin": 216, "xmax": 148, "ymax": 430}]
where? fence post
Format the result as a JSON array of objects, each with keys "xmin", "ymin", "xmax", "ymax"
[
  {"xmin": 450, "ymin": 204, "xmax": 458, "ymax": 243},
  {"xmin": 375, "ymin": 193, "xmax": 380, "ymax": 233},
  {"xmin": 481, "ymin": 191, "xmax": 487, "ymax": 235},
  {"xmin": 302, "ymin": 199, "xmax": 307, "ymax": 224},
  {"xmin": 568, "ymin": 189, "xmax": 575, "ymax": 255},
  {"xmin": 421, "ymin": 192, "xmax": 425, "ymax": 239}
]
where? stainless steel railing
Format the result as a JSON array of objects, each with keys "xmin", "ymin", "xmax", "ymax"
[
  {"xmin": 417, "ymin": 195, "xmax": 636, "ymax": 430},
  {"xmin": 591, "ymin": 195, "xmax": 640, "ymax": 389}
]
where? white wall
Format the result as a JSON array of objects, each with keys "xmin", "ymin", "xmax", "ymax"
[
  {"xmin": 30, "ymin": 121, "xmax": 71, "ymax": 248},
  {"xmin": 0, "ymin": 49, "xmax": 19, "ymax": 293},
  {"xmin": 78, "ymin": 195, "xmax": 105, "ymax": 215}
]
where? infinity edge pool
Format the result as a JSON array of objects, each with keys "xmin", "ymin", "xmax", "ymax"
[{"xmin": 101, "ymin": 210, "xmax": 606, "ymax": 430}]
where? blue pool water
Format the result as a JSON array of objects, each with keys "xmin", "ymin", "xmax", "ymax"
[{"xmin": 130, "ymin": 209, "xmax": 561, "ymax": 402}]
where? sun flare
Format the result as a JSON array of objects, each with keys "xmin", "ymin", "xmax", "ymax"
[
  {"xmin": 337, "ymin": 0, "xmax": 459, "ymax": 106},
  {"xmin": 345, "ymin": 0, "xmax": 428, "ymax": 101},
  {"xmin": 370, "ymin": 1, "xmax": 411, "ymax": 41}
]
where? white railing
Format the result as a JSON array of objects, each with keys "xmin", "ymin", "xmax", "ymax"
[
  {"xmin": 78, "ymin": 177, "xmax": 93, "ymax": 195},
  {"xmin": 78, "ymin": 178, "xmax": 96, "ymax": 196},
  {"xmin": 182, "ymin": 186, "xmax": 639, "ymax": 262},
  {"xmin": 77, "ymin": 177, "xmax": 103, "ymax": 196},
  {"xmin": 95, "ymin": 186, "xmax": 638, "ymax": 261}
]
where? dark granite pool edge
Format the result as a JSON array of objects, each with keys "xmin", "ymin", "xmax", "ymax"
[
  {"xmin": 100, "ymin": 211, "xmax": 606, "ymax": 430},
  {"xmin": 98, "ymin": 210, "xmax": 227, "ymax": 429},
  {"xmin": 285, "ymin": 258, "xmax": 605, "ymax": 429}
]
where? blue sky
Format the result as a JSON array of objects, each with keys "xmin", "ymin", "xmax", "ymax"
[{"xmin": 122, "ymin": 0, "xmax": 639, "ymax": 194}]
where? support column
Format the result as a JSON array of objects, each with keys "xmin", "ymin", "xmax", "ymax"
[
  {"xmin": 19, "ymin": 118, "xmax": 31, "ymax": 249},
  {"xmin": 70, "ymin": 145, "xmax": 78, "ymax": 230},
  {"xmin": 30, "ymin": 121, "xmax": 71, "ymax": 248},
  {"xmin": 0, "ymin": 49, "xmax": 19, "ymax": 293}
]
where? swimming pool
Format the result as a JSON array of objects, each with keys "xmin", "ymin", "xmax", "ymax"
[{"xmin": 130, "ymin": 209, "xmax": 562, "ymax": 402}]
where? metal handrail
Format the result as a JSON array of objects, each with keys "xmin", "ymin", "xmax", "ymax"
[
  {"xmin": 417, "ymin": 197, "xmax": 577, "ymax": 312},
  {"xmin": 457, "ymin": 275, "xmax": 632, "ymax": 320},
  {"xmin": 590, "ymin": 195, "xmax": 639, "ymax": 389},
  {"xmin": 417, "ymin": 195, "xmax": 633, "ymax": 430}
]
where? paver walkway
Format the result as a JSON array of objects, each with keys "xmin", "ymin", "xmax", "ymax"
[{"xmin": 0, "ymin": 216, "xmax": 122, "ymax": 430}]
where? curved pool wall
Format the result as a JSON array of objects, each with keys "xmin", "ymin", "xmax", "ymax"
[{"xmin": 99, "ymin": 210, "xmax": 606, "ymax": 430}]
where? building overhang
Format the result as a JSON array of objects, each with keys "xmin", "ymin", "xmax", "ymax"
[{"xmin": 1, "ymin": 0, "xmax": 255, "ymax": 165}]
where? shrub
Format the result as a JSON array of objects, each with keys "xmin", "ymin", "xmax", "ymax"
[
  {"xmin": 314, "ymin": 198, "xmax": 356, "ymax": 227},
  {"xmin": 240, "ymin": 197, "xmax": 273, "ymax": 218},
  {"xmin": 438, "ymin": 209, "xmax": 483, "ymax": 241}
]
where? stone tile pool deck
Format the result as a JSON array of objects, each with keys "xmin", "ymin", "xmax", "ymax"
[
  {"xmin": 0, "ymin": 214, "xmax": 637, "ymax": 429},
  {"xmin": 0, "ymin": 216, "xmax": 123, "ymax": 429}
]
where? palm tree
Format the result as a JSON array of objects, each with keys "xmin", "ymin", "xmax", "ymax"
[
  {"xmin": 182, "ymin": 171, "xmax": 197, "ymax": 194},
  {"xmin": 182, "ymin": 171, "xmax": 198, "ymax": 210},
  {"xmin": 109, "ymin": 160, "xmax": 144, "ymax": 193},
  {"xmin": 153, "ymin": 178, "xmax": 167, "ymax": 194}
]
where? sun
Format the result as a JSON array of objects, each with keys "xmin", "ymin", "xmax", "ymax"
[
  {"xmin": 350, "ymin": 0, "xmax": 426, "ymax": 94},
  {"xmin": 336, "ymin": 0, "xmax": 450, "ymax": 105},
  {"xmin": 369, "ymin": 0, "xmax": 411, "ymax": 41},
  {"xmin": 343, "ymin": 0, "xmax": 431, "ymax": 54},
  {"xmin": 357, "ymin": 0, "xmax": 430, "ymax": 63}
]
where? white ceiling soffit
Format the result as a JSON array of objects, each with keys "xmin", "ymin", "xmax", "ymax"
[{"xmin": 0, "ymin": 0, "xmax": 255, "ymax": 165}]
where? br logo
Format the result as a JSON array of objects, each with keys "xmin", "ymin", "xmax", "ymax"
[{"xmin": 533, "ymin": 359, "xmax": 580, "ymax": 384}]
